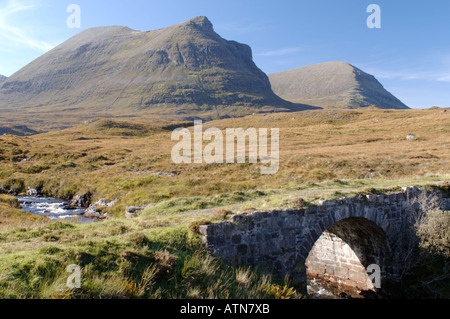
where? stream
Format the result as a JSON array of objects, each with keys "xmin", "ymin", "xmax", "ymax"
[
  {"xmin": 307, "ymin": 278, "xmax": 339, "ymax": 299},
  {"xmin": 17, "ymin": 196, "xmax": 97, "ymax": 224}
]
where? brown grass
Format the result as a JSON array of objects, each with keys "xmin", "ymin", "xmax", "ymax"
[{"xmin": 0, "ymin": 108, "xmax": 448, "ymax": 218}]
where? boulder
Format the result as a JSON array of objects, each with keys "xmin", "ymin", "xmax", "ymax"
[
  {"xmin": 70, "ymin": 192, "xmax": 92, "ymax": 208},
  {"xmin": 26, "ymin": 187, "xmax": 39, "ymax": 197},
  {"xmin": 125, "ymin": 206, "xmax": 148, "ymax": 219},
  {"xmin": 83, "ymin": 198, "xmax": 117, "ymax": 219},
  {"xmin": 83, "ymin": 209, "xmax": 101, "ymax": 218}
]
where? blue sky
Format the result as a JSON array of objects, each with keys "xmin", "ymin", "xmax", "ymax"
[{"xmin": 0, "ymin": 0, "xmax": 449, "ymax": 109}]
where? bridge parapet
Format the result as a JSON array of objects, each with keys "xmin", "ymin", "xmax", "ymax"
[{"xmin": 200, "ymin": 186, "xmax": 449, "ymax": 286}]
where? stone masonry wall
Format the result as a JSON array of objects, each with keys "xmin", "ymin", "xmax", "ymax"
[
  {"xmin": 199, "ymin": 186, "xmax": 449, "ymax": 285},
  {"xmin": 305, "ymin": 217, "xmax": 389, "ymax": 291}
]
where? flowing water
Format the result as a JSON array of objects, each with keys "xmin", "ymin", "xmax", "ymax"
[
  {"xmin": 17, "ymin": 196, "xmax": 96, "ymax": 224},
  {"xmin": 307, "ymin": 278, "xmax": 341, "ymax": 299},
  {"xmin": 307, "ymin": 276, "xmax": 378, "ymax": 299}
]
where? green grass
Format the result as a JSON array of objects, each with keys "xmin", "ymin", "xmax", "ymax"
[
  {"xmin": 0, "ymin": 108, "xmax": 448, "ymax": 219},
  {"xmin": 0, "ymin": 195, "xmax": 49, "ymax": 232},
  {"xmin": 1, "ymin": 185, "xmax": 448, "ymax": 298},
  {"xmin": 0, "ymin": 219, "xmax": 301, "ymax": 299},
  {"xmin": 0, "ymin": 108, "xmax": 448, "ymax": 298}
]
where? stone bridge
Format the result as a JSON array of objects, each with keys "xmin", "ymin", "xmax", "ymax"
[{"xmin": 199, "ymin": 186, "xmax": 449, "ymax": 295}]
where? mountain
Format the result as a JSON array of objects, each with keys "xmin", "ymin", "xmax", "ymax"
[
  {"xmin": 0, "ymin": 124, "xmax": 38, "ymax": 136},
  {"xmin": 268, "ymin": 62, "xmax": 409, "ymax": 109},
  {"xmin": 0, "ymin": 16, "xmax": 313, "ymax": 123},
  {"xmin": 0, "ymin": 75, "xmax": 6, "ymax": 84}
]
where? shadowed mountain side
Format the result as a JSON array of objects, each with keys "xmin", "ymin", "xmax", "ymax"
[
  {"xmin": 0, "ymin": 16, "xmax": 317, "ymax": 125},
  {"xmin": 0, "ymin": 124, "xmax": 39, "ymax": 136},
  {"xmin": 268, "ymin": 62, "xmax": 409, "ymax": 109},
  {"xmin": 0, "ymin": 75, "xmax": 6, "ymax": 85}
]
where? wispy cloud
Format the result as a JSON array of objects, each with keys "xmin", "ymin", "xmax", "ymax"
[
  {"xmin": 0, "ymin": 0, "xmax": 54, "ymax": 52},
  {"xmin": 359, "ymin": 52, "xmax": 450, "ymax": 84},
  {"xmin": 255, "ymin": 47, "xmax": 303, "ymax": 57},
  {"xmin": 436, "ymin": 74, "xmax": 450, "ymax": 82},
  {"xmin": 365, "ymin": 67, "xmax": 450, "ymax": 83}
]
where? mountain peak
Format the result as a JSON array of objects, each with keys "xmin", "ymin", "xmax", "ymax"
[
  {"xmin": 76, "ymin": 25, "xmax": 133, "ymax": 36},
  {"xmin": 0, "ymin": 16, "xmax": 308, "ymax": 124},
  {"xmin": 181, "ymin": 16, "xmax": 214, "ymax": 33},
  {"xmin": 288, "ymin": 62, "xmax": 355, "ymax": 74},
  {"xmin": 187, "ymin": 16, "xmax": 212, "ymax": 26},
  {"xmin": 0, "ymin": 75, "xmax": 6, "ymax": 85},
  {"xmin": 269, "ymin": 62, "xmax": 408, "ymax": 109}
]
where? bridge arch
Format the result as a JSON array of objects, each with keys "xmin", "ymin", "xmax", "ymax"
[
  {"xmin": 305, "ymin": 217, "xmax": 391, "ymax": 296},
  {"xmin": 200, "ymin": 187, "xmax": 448, "ymax": 297}
]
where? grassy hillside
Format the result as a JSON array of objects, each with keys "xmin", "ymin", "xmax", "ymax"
[
  {"xmin": 0, "ymin": 124, "xmax": 39, "ymax": 136},
  {"xmin": 1, "ymin": 108, "xmax": 447, "ymax": 204},
  {"xmin": 0, "ymin": 194, "xmax": 48, "ymax": 232},
  {"xmin": 0, "ymin": 107, "xmax": 448, "ymax": 298}
]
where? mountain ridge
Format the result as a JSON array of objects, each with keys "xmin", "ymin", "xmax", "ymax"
[
  {"xmin": 0, "ymin": 16, "xmax": 314, "ymax": 123},
  {"xmin": 268, "ymin": 62, "xmax": 409, "ymax": 109}
]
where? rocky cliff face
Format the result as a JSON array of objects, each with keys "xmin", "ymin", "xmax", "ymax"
[
  {"xmin": 268, "ymin": 62, "xmax": 409, "ymax": 109},
  {"xmin": 0, "ymin": 75, "xmax": 6, "ymax": 85},
  {"xmin": 0, "ymin": 17, "xmax": 311, "ymax": 120}
]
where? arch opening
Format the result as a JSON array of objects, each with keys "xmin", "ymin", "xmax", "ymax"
[{"xmin": 305, "ymin": 217, "xmax": 391, "ymax": 298}]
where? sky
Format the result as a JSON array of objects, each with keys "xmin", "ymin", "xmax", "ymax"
[{"xmin": 0, "ymin": 0, "xmax": 449, "ymax": 109}]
